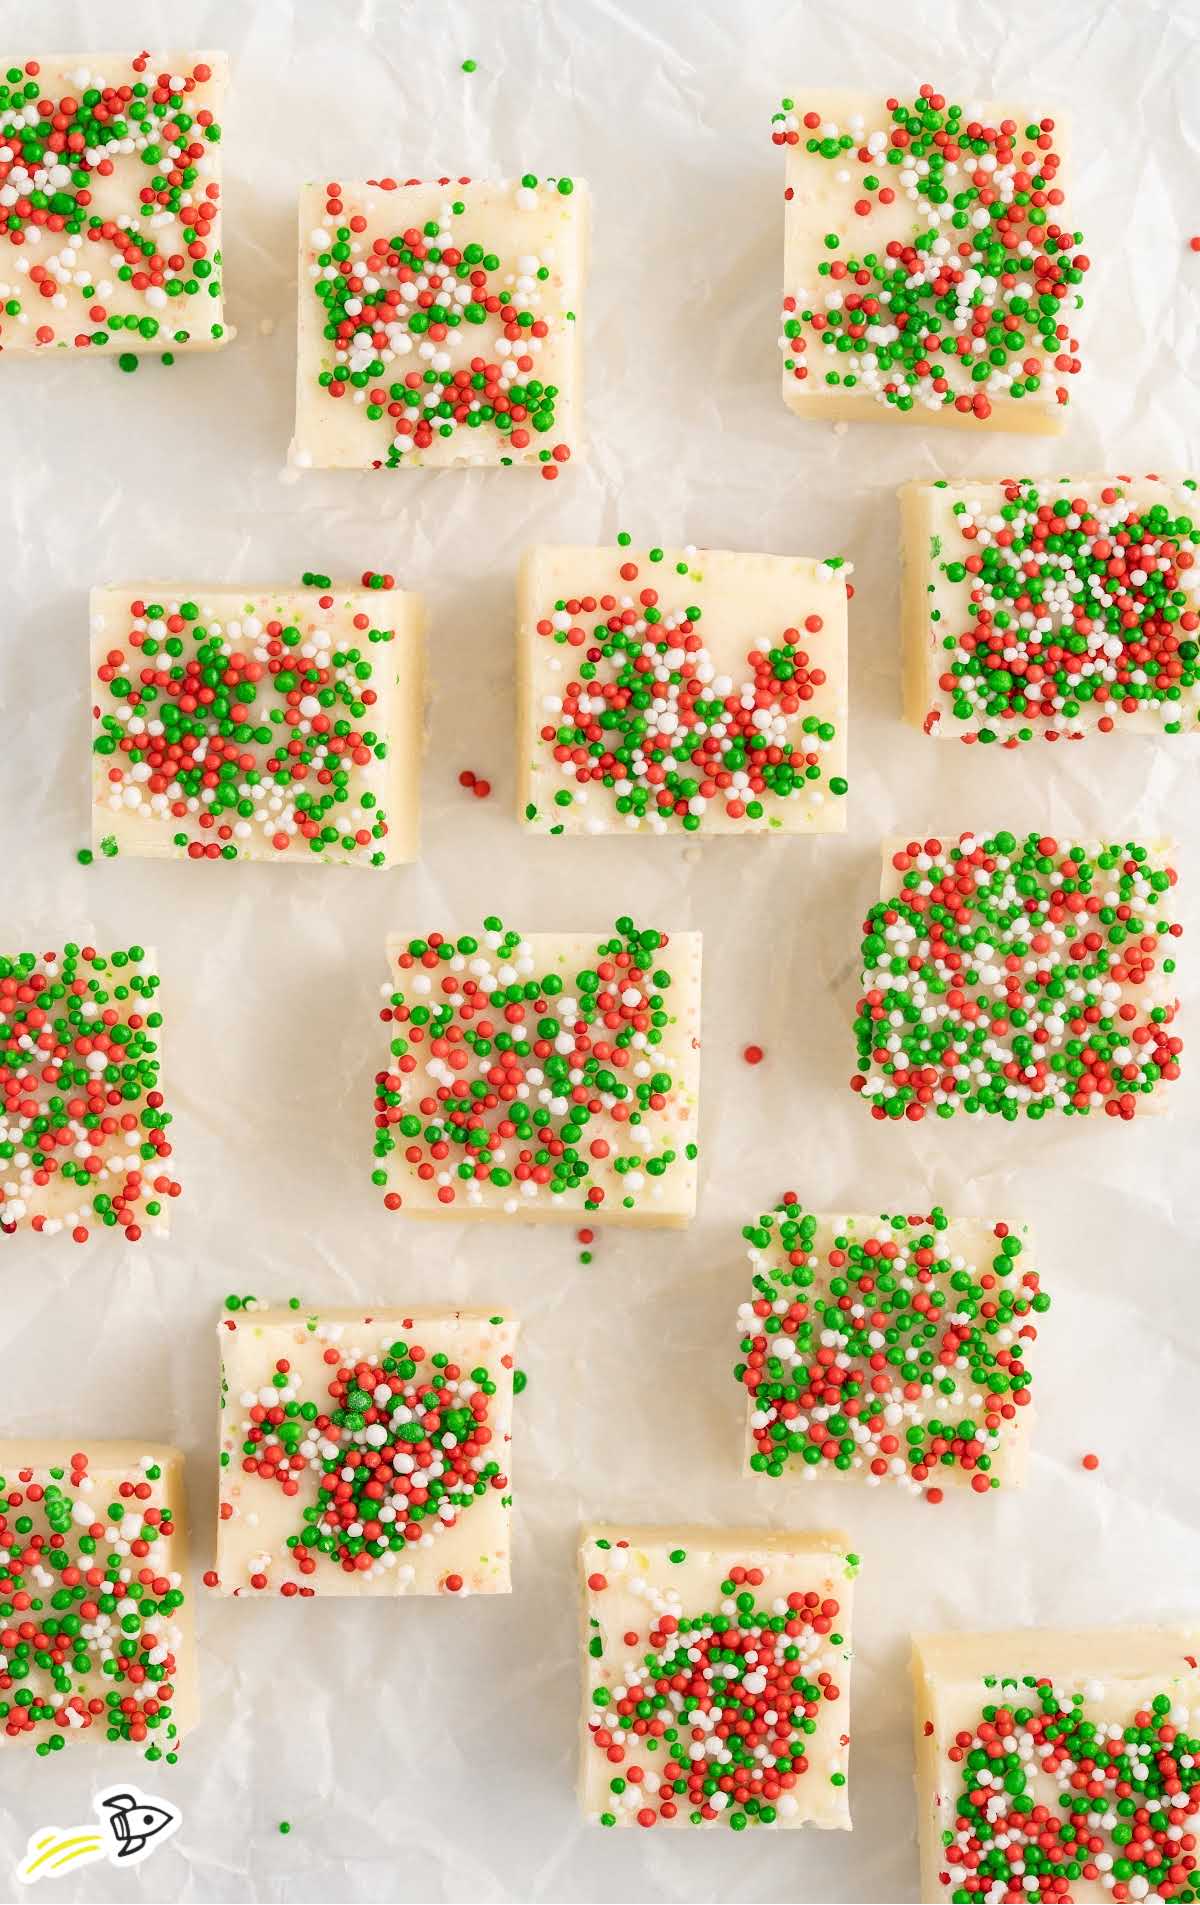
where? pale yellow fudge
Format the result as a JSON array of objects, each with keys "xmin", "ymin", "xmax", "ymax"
[
  {"xmin": 0, "ymin": 943, "xmax": 178, "ymax": 1241},
  {"xmin": 90, "ymin": 581, "xmax": 424, "ymax": 865},
  {"xmin": 901, "ymin": 474, "xmax": 1200, "ymax": 741},
  {"xmin": 517, "ymin": 543, "xmax": 850, "ymax": 835},
  {"xmin": 216, "ymin": 1305, "xmax": 518, "ymax": 1597},
  {"xmin": 0, "ymin": 54, "xmax": 229, "ymax": 356},
  {"xmin": 852, "ymin": 832, "xmax": 1184, "ymax": 1122},
  {"xmin": 0, "ymin": 1441, "xmax": 196, "ymax": 1754},
  {"xmin": 373, "ymin": 921, "xmax": 702, "ymax": 1224},
  {"xmin": 771, "ymin": 86, "xmax": 1083, "ymax": 432},
  {"xmin": 737, "ymin": 1200, "xmax": 1042, "ymax": 1496},
  {"xmin": 291, "ymin": 175, "xmax": 587, "ymax": 471},
  {"xmin": 912, "ymin": 1627, "xmax": 1200, "ymax": 1903},
  {"xmin": 580, "ymin": 1526, "xmax": 856, "ymax": 1829}
]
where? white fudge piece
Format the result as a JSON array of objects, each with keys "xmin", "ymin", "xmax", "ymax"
[
  {"xmin": 580, "ymin": 1525, "xmax": 856, "ymax": 1829},
  {"xmin": 0, "ymin": 54, "xmax": 229, "ymax": 356},
  {"xmin": 216, "ymin": 1306, "xmax": 518, "ymax": 1597},
  {"xmin": 0, "ymin": 1440, "xmax": 196, "ymax": 1753},
  {"xmin": 517, "ymin": 543, "xmax": 850, "ymax": 835},
  {"xmin": 0, "ymin": 944, "xmax": 178, "ymax": 1241},
  {"xmin": 737, "ymin": 1201, "xmax": 1042, "ymax": 1495},
  {"xmin": 90, "ymin": 581, "xmax": 424, "ymax": 865},
  {"xmin": 373, "ymin": 922, "xmax": 701, "ymax": 1224},
  {"xmin": 291, "ymin": 175, "xmax": 587, "ymax": 471},
  {"xmin": 901, "ymin": 474, "xmax": 1200, "ymax": 740},
  {"xmin": 853, "ymin": 832, "xmax": 1183, "ymax": 1122},
  {"xmin": 772, "ymin": 88, "xmax": 1081, "ymax": 433},
  {"xmin": 912, "ymin": 1627, "xmax": 1200, "ymax": 1904}
]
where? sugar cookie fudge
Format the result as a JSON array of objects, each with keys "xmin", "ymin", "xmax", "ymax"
[
  {"xmin": 580, "ymin": 1526, "xmax": 856, "ymax": 1829},
  {"xmin": 373, "ymin": 919, "xmax": 701, "ymax": 1223},
  {"xmin": 737, "ymin": 1198, "xmax": 1046, "ymax": 1498},
  {"xmin": 903, "ymin": 475, "xmax": 1200, "ymax": 741},
  {"xmin": 0, "ymin": 945, "xmax": 179, "ymax": 1241},
  {"xmin": 912, "ymin": 1627, "xmax": 1200, "ymax": 1903},
  {"xmin": 90, "ymin": 578, "xmax": 424, "ymax": 865},
  {"xmin": 215, "ymin": 1305, "xmax": 518, "ymax": 1597},
  {"xmin": 852, "ymin": 832, "xmax": 1183, "ymax": 1122},
  {"xmin": 0, "ymin": 1441, "xmax": 194, "ymax": 1755},
  {"xmin": 292, "ymin": 175, "xmax": 587, "ymax": 473},
  {"xmin": 771, "ymin": 83, "xmax": 1086, "ymax": 431},
  {"xmin": 0, "ymin": 54, "xmax": 228, "ymax": 356},
  {"xmin": 518, "ymin": 541, "xmax": 850, "ymax": 835}
]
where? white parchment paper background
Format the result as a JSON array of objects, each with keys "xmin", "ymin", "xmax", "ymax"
[{"xmin": 1, "ymin": 0, "xmax": 1198, "ymax": 1899}]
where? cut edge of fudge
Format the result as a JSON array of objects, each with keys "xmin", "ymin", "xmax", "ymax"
[
  {"xmin": 0, "ymin": 1438, "xmax": 197, "ymax": 1751},
  {"xmin": 87, "ymin": 580, "xmax": 425, "ymax": 866}
]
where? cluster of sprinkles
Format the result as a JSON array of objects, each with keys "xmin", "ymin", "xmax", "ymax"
[
  {"xmin": 373, "ymin": 918, "xmax": 695, "ymax": 1214},
  {"xmin": 736, "ymin": 1199, "xmax": 1047, "ymax": 1500},
  {"xmin": 0, "ymin": 945, "xmax": 177, "ymax": 1241},
  {"xmin": 92, "ymin": 584, "xmax": 397, "ymax": 862},
  {"xmin": 772, "ymin": 84, "xmax": 1087, "ymax": 419},
  {"xmin": 0, "ymin": 1454, "xmax": 186, "ymax": 1756},
  {"xmin": 0, "ymin": 55, "xmax": 224, "ymax": 352},
  {"xmin": 926, "ymin": 478, "xmax": 1200, "ymax": 740},
  {"xmin": 852, "ymin": 833, "xmax": 1183, "ymax": 1121},
  {"xmin": 307, "ymin": 176, "xmax": 575, "ymax": 476},
  {"xmin": 585, "ymin": 1540, "xmax": 847, "ymax": 1828},
  {"xmin": 529, "ymin": 541, "xmax": 849, "ymax": 831},
  {"xmin": 941, "ymin": 1677, "xmax": 1200, "ymax": 1901},
  {"xmin": 225, "ymin": 1330, "xmax": 507, "ymax": 1592}
]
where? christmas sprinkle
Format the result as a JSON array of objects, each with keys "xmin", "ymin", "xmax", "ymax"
[
  {"xmin": 772, "ymin": 83, "xmax": 1087, "ymax": 421},
  {"xmin": 0, "ymin": 944, "xmax": 178, "ymax": 1240},
  {"xmin": 90, "ymin": 584, "xmax": 412, "ymax": 864},
  {"xmin": 0, "ymin": 1450, "xmax": 188, "ymax": 1756},
  {"xmin": 372, "ymin": 919, "xmax": 700, "ymax": 1219},
  {"xmin": 296, "ymin": 177, "xmax": 583, "ymax": 473},
  {"xmin": 919, "ymin": 478, "xmax": 1200, "ymax": 740},
  {"xmin": 0, "ymin": 55, "xmax": 226, "ymax": 355},
  {"xmin": 737, "ymin": 1199, "xmax": 1046, "ymax": 1497},
  {"xmin": 940, "ymin": 1678, "xmax": 1200, "ymax": 1899},
  {"xmin": 583, "ymin": 1535, "xmax": 852, "ymax": 1828},
  {"xmin": 852, "ymin": 833, "xmax": 1183, "ymax": 1120}
]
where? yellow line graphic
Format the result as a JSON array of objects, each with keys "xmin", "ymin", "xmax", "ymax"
[{"xmin": 17, "ymin": 1830, "xmax": 105, "ymax": 1884}]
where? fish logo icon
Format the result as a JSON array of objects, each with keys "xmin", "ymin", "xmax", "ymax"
[{"xmin": 16, "ymin": 1784, "xmax": 181, "ymax": 1884}]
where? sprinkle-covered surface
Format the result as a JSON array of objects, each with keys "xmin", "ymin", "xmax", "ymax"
[
  {"xmin": 771, "ymin": 84, "xmax": 1085, "ymax": 432},
  {"xmin": 903, "ymin": 476, "xmax": 1200, "ymax": 741},
  {"xmin": 580, "ymin": 1527, "xmax": 857, "ymax": 1829},
  {"xmin": 913, "ymin": 1629, "xmax": 1200, "ymax": 1904},
  {"xmin": 518, "ymin": 543, "xmax": 850, "ymax": 835},
  {"xmin": 291, "ymin": 176, "xmax": 587, "ymax": 472},
  {"xmin": 89, "ymin": 581, "xmax": 424, "ymax": 864},
  {"xmin": 0, "ymin": 53, "xmax": 227, "ymax": 356},
  {"xmin": 215, "ymin": 1308, "xmax": 518, "ymax": 1596},
  {"xmin": 373, "ymin": 921, "xmax": 701, "ymax": 1223},
  {"xmin": 737, "ymin": 1199, "xmax": 1045, "ymax": 1498},
  {"xmin": 0, "ymin": 945, "xmax": 178, "ymax": 1240},
  {"xmin": 0, "ymin": 1441, "xmax": 194, "ymax": 1756},
  {"xmin": 852, "ymin": 833, "xmax": 1183, "ymax": 1121}
]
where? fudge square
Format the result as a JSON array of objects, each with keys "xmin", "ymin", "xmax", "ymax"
[
  {"xmin": 90, "ymin": 580, "xmax": 424, "ymax": 865},
  {"xmin": 736, "ymin": 1198, "xmax": 1045, "ymax": 1498},
  {"xmin": 291, "ymin": 175, "xmax": 587, "ymax": 472},
  {"xmin": 852, "ymin": 832, "xmax": 1184, "ymax": 1123},
  {"xmin": 912, "ymin": 1627, "xmax": 1200, "ymax": 1904},
  {"xmin": 904, "ymin": 475, "xmax": 1200, "ymax": 745},
  {"xmin": 0, "ymin": 944, "xmax": 179, "ymax": 1241},
  {"xmin": 579, "ymin": 1525, "xmax": 856, "ymax": 1829},
  {"xmin": 0, "ymin": 1440, "xmax": 195, "ymax": 1754},
  {"xmin": 216, "ymin": 1305, "xmax": 518, "ymax": 1597},
  {"xmin": 517, "ymin": 543, "xmax": 850, "ymax": 835},
  {"xmin": 373, "ymin": 919, "xmax": 701, "ymax": 1224},
  {"xmin": 770, "ymin": 83, "xmax": 1086, "ymax": 432},
  {"xmin": 0, "ymin": 54, "xmax": 228, "ymax": 356}
]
